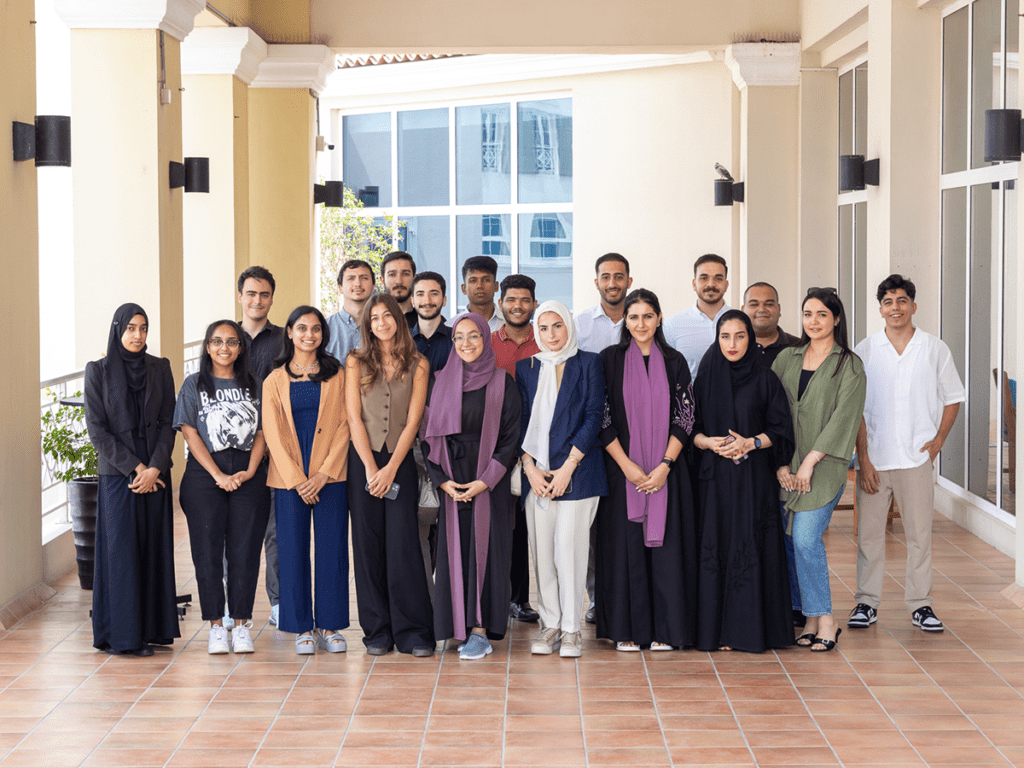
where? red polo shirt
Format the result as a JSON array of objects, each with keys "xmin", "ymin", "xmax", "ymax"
[{"xmin": 491, "ymin": 325, "xmax": 539, "ymax": 380}]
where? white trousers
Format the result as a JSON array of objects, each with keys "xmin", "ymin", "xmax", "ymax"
[{"xmin": 525, "ymin": 494, "xmax": 599, "ymax": 633}]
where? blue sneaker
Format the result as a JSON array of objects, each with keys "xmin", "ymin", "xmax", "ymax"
[{"xmin": 459, "ymin": 632, "xmax": 492, "ymax": 660}]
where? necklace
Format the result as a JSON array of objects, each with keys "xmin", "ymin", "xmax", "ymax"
[{"xmin": 292, "ymin": 360, "xmax": 320, "ymax": 371}]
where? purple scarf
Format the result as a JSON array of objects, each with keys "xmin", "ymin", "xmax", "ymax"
[
  {"xmin": 422, "ymin": 313, "xmax": 506, "ymax": 639},
  {"xmin": 623, "ymin": 339, "xmax": 670, "ymax": 547}
]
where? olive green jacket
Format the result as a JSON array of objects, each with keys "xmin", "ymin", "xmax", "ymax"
[{"xmin": 771, "ymin": 343, "xmax": 866, "ymax": 513}]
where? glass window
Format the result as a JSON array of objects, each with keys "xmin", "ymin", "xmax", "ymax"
[
  {"xmin": 456, "ymin": 104, "xmax": 511, "ymax": 205},
  {"xmin": 839, "ymin": 71, "xmax": 853, "ymax": 159},
  {"xmin": 940, "ymin": 187, "xmax": 968, "ymax": 488},
  {"xmin": 456, "ymin": 214, "xmax": 511, "ymax": 312},
  {"xmin": 519, "ymin": 213, "xmax": 573, "ymax": 309},
  {"xmin": 854, "ymin": 63, "xmax": 868, "ymax": 156},
  {"xmin": 343, "ymin": 112, "xmax": 392, "ymax": 207},
  {"xmin": 1001, "ymin": 181, "xmax": 1017, "ymax": 514},
  {"xmin": 518, "ymin": 99, "xmax": 572, "ymax": 204},
  {"xmin": 853, "ymin": 202, "xmax": 868, "ymax": 345},
  {"xmin": 1008, "ymin": 0, "xmax": 1020, "ymax": 110},
  {"xmin": 398, "ymin": 108, "xmax": 449, "ymax": 206},
  {"xmin": 971, "ymin": 0, "xmax": 1001, "ymax": 169},
  {"xmin": 398, "ymin": 216, "xmax": 450, "ymax": 284},
  {"xmin": 943, "ymin": 7, "xmax": 969, "ymax": 174},
  {"xmin": 968, "ymin": 183, "xmax": 997, "ymax": 500},
  {"xmin": 838, "ymin": 206, "xmax": 853, "ymax": 313}
]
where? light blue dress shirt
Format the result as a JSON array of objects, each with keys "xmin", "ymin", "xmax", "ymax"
[
  {"xmin": 324, "ymin": 308, "xmax": 362, "ymax": 363},
  {"xmin": 663, "ymin": 300, "xmax": 732, "ymax": 380},
  {"xmin": 574, "ymin": 303, "xmax": 624, "ymax": 355}
]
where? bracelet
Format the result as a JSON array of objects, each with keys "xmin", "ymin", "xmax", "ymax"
[{"xmin": 567, "ymin": 455, "xmax": 581, "ymax": 466}]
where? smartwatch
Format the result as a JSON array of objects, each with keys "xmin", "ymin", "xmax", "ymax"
[
  {"xmin": 661, "ymin": 457, "xmax": 674, "ymax": 467},
  {"xmin": 753, "ymin": 437, "xmax": 762, "ymax": 450}
]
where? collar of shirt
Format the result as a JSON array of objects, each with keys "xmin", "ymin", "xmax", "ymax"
[
  {"xmin": 686, "ymin": 299, "xmax": 730, "ymax": 324},
  {"xmin": 248, "ymin": 321, "xmax": 280, "ymax": 340},
  {"xmin": 412, "ymin": 319, "xmax": 452, "ymax": 341},
  {"xmin": 496, "ymin": 323, "xmax": 535, "ymax": 347},
  {"xmin": 877, "ymin": 325, "xmax": 920, "ymax": 353},
  {"xmin": 762, "ymin": 325, "xmax": 799, "ymax": 349}
]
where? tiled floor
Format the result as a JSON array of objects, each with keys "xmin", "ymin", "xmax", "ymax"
[{"xmin": 2, "ymin": 488, "xmax": 1024, "ymax": 768}]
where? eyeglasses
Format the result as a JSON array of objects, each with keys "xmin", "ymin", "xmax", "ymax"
[
  {"xmin": 208, "ymin": 339, "xmax": 241, "ymax": 349},
  {"xmin": 453, "ymin": 333, "xmax": 484, "ymax": 344},
  {"xmin": 806, "ymin": 287, "xmax": 838, "ymax": 295}
]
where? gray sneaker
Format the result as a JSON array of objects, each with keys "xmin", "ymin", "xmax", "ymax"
[
  {"xmin": 848, "ymin": 603, "xmax": 877, "ymax": 628},
  {"xmin": 459, "ymin": 632, "xmax": 492, "ymax": 660},
  {"xmin": 531, "ymin": 627, "xmax": 562, "ymax": 655},
  {"xmin": 559, "ymin": 631, "xmax": 582, "ymax": 658}
]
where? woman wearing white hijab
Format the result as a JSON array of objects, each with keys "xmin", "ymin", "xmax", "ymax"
[{"xmin": 516, "ymin": 301, "xmax": 608, "ymax": 657}]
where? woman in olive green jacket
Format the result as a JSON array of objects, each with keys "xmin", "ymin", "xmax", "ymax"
[{"xmin": 771, "ymin": 289, "xmax": 866, "ymax": 652}]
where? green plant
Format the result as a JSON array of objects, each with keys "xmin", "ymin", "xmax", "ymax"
[
  {"xmin": 41, "ymin": 389, "xmax": 98, "ymax": 482},
  {"xmin": 318, "ymin": 185, "xmax": 404, "ymax": 314}
]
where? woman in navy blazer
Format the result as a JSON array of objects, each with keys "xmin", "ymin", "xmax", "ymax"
[{"xmin": 516, "ymin": 301, "xmax": 608, "ymax": 658}]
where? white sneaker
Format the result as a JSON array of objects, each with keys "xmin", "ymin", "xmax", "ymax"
[
  {"xmin": 269, "ymin": 605, "xmax": 279, "ymax": 627},
  {"xmin": 208, "ymin": 624, "xmax": 230, "ymax": 655},
  {"xmin": 232, "ymin": 622, "xmax": 255, "ymax": 653}
]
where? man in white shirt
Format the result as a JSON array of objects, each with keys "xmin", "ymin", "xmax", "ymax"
[
  {"xmin": 325, "ymin": 259, "xmax": 374, "ymax": 362},
  {"xmin": 460, "ymin": 255, "xmax": 504, "ymax": 332},
  {"xmin": 850, "ymin": 274, "xmax": 965, "ymax": 633},
  {"xmin": 664, "ymin": 254, "xmax": 732, "ymax": 380},
  {"xmin": 575, "ymin": 253, "xmax": 632, "ymax": 354}
]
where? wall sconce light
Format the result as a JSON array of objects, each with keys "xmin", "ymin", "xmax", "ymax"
[
  {"xmin": 313, "ymin": 180, "xmax": 344, "ymax": 207},
  {"xmin": 839, "ymin": 155, "xmax": 880, "ymax": 191},
  {"xmin": 12, "ymin": 116, "xmax": 71, "ymax": 166},
  {"xmin": 169, "ymin": 158, "xmax": 211, "ymax": 192},
  {"xmin": 713, "ymin": 163, "xmax": 744, "ymax": 206},
  {"xmin": 984, "ymin": 108, "xmax": 1023, "ymax": 162}
]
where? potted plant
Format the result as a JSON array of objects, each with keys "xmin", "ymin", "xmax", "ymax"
[{"xmin": 41, "ymin": 389, "xmax": 99, "ymax": 589}]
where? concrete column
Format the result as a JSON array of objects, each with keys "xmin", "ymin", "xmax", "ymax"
[
  {"xmin": 248, "ymin": 45, "xmax": 335, "ymax": 316},
  {"xmin": 181, "ymin": 27, "xmax": 268, "ymax": 339},
  {"xmin": 725, "ymin": 43, "xmax": 802, "ymax": 328},
  {"xmin": 56, "ymin": 0, "xmax": 205, "ymax": 374},
  {"xmin": 866, "ymin": 0, "xmax": 941, "ymax": 331},
  {"xmin": 0, "ymin": 0, "xmax": 44, "ymax": 614}
]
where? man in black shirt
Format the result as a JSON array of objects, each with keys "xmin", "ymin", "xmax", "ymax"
[
  {"xmin": 409, "ymin": 271, "xmax": 452, "ymax": 374},
  {"xmin": 381, "ymin": 251, "xmax": 419, "ymax": 327},
  {"xmin": 743, "ymin": 282, "xmax": 800, "ymax": 367},
  {"xmin": 237, "ymin": 266, "xmax": 284, "ymax": 626}
]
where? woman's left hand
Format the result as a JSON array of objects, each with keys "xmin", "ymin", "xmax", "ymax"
[
  {"xmin": 547, "ymin": 463, "xmax": 575, "ymax": 499},
  {"xmin": 130, "ymin": 466, "xmax": 163, "ymax": 494},
  {"xmin": 452, "ymin": 480, "xmax": 489, "ymax": 503},
  {"xmin": 720, "ymin": 430, "xmax": 755, "ymax": 460},
  {"xmin": 636, "ymin": 463, "xmax": 669, "ymax": 495},
  {"xmin": 367, "ymin": 463, "xmax": 399, "ymax": 498},
  {"xmin": 296, "ymin": 472, "xmax": 329, "ymax": 505}
]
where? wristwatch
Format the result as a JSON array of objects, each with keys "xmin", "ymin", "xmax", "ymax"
[
  {"xmin": 661, "ymin": 457, "xmax": 674, "ymax": 467},
  {"xmin": 753, "ymin": 437, "xmax": 762, "ymax": 450}
]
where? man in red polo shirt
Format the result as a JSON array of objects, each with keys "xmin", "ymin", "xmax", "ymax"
[{"xmin": 491, "ymin": 274, "xmax": 540, "ymax": 623}]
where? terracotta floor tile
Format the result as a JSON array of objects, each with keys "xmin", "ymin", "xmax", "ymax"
[
  {"xmin": 332, "ymin": 746, "xmax": 421, "ymax": 766},
  {"xmin": 818, "ymin": 729, "xmax": 912, "ymax": 748},
  {"xmin": 79, "ymin": 747, "xmax": 176, "ymax": 766},
  {"xmin": 248, "ymin": 746, "xmax": 339, "ymax": 766},
  {"xmin": 502, "ymin": 746, "xmax": 587, "ymax": 765},
  {"xmin": 503, "ymin": 730, "xmax": 584, "ymax": 749},
  {"xmin": 750, "ymin": 746, "xmax": 841, "ymax": 765},
  {"xmin": 831, "ymin": 745, "xmax": 926, "ymax": 764},
  {"xmin": 662, "ymin": 729, "xmax": 747, "ymax": 748},
  {"xmin": 427, "ymin": 714, "xmax": 505, "ymax": 731},
  {"xmin": 660, "ymin": 714, "xmax": 740, "ymax": 730},
  {"xmin": 586, "ymin": 730, "xmax": 669, "ymax": 748},
  {"xmin": 744, "ymin": 730, "xmax": 829, "ymax": 748},
  {"xmin": 586, "ymin": 747, "xmax": 673, "ymax": 765},
  {"xmin": 985, "ymin": 730, "xmax": 1024, "ymax": 747},
  {"xmin": 187, "ymin": 716, "xmax": 275, "ymax": 732},
  {"xmin": 0, "ymin": 747, "xmax": 95, "ymax": 767},
  {"xmin": 668, "ymin": 745, "xmax": 756, "ymax": 765},
  {"xmin": 912, "ymin": 745, "xmax": 1012, "ymax": 764},
  {"xmin": 421, "ymin": 730, "xmax": 506, "ymax": 749},
  {"xmin": 176, "ymin": 730, "xmax": 266, "ymax": 750},
  {"xmin": 344, "ymin": 715, "xmax": 427, "ymax": 732},
  {"xmin": 164, "ymin": 749, "xmax": 257, "ymax": 767},
  {"xmin": 418, "ymin": 746, "xmax": 502, "ymax": 765}
]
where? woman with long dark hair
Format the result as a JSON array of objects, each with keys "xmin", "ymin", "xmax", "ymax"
[
  {"xmin": 692, "ymin": 310, "xmax": 794, "ymax": 653},
  {"xmin": 174, "ymin": 319, "xmax": 270, "ymax": 654},
  {"xmin": 346, "ymin": 294, "xmax": 434, "ymax": 656},
  {"xmin": 595, "ymin": 289, "xmax": 698, "ymax": 651},
  {"xmin": 771, "ymin": 288, "xmax": 866, "ymax": 652},
  {"xmin": 262, "ymin": 305, "xmax": 351, "ymax": 655},
  {"xmin": 84, "ymin": 303, "xmax": 179, "ymax": 656},
  {"xmin": 422, "ymin": 313, "xmax": 522, "ymax": 660}
]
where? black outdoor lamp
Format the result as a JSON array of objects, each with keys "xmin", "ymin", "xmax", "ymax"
[
  {"xmin": 839, "ymin": 155, "xmax": 880, "ymax": 191},
  {"xmin": 314, "ymin": 180, "xmax": 344, "ymax": 207},
  {"xmin": 12, "ymin": 115, "xmax": 71, "ymax": 166},
  {"xmin": 170, "ymin": 158, "xmax": 211, "ymax": 192},
  {"xmin": 984, "ymin": 108, "xmax": 1023, "ymax": 162},
  {"xmin": 713, "ymin": 163, "xmax": 744, "ymax": 206}
]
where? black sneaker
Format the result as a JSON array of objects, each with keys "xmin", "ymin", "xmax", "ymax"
[
  {"xmin": 912, "ymin": 606, "xmax": 944, "ymax": 632},
  {"xmin": 848, "ymin": 604, "xmax": 877, "ymax": 628}
]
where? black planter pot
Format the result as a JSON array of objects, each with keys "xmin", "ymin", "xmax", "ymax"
[{"xmin": 68, "ymin": 477, "xmax": 98, "ymax": 590}]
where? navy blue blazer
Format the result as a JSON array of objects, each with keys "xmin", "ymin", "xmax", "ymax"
[{"xmin": 515, "ymin": 350, "xmax": 609, "ymax": 500}]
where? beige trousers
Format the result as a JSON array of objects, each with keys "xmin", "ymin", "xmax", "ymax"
[
  {"xmin": 525, "ymin": 494, "xmax": 599, "ymax": 633},
  {"xmin": 855, "ymin": 461, "xmax": 935, "ymax": 612}
]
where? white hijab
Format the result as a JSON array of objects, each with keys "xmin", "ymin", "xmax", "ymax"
[{"xmin": 521, "ymin": 301, "xmax": 579, "ymax": 473}]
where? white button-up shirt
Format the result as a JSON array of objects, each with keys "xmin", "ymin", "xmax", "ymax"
[
  {"xmin": 664, "ymin": 301, "xmax": 732, "ymax": 380},
  {"xmin": 325, "ymin": 308, "xmax": 362, "ymax": 363},
  {"xmin": 855, "ymin": 327, "xmax": 966, "ymax": 471},
  {"xmin": 574, "ymin": 303, "xmax": 624, "ymax": 354}
]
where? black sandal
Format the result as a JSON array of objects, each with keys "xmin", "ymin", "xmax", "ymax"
[
  {"xmin": 811, "ymin": 627, "xmax": 842, "ymax": 652},
  {"xmin": 796, "ymin": 632, "xmax": 816, "ymax": 647}
]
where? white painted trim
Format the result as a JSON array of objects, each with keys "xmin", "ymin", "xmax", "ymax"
[
  {"xmin": 319, "ymin": 53, "xmax": 717, "ymax": 101},
  {"xmin": 181, "ymin": 27, "xmax": 268, "ymax": 85},
  {"xmin": 724, "ymin": 43, "xmax": 801, "ymax": 89},
  {"xmin": 939, "ymin": 162, "xmax": 1019, "ymax": 189},
  {"xmin": 54, "ymin": 0, "xmax": 206, "ymax": 42},
  {"xmin": 250, "ymin": 45, "xmax": 338, "ymax": 96},
  {"xmin": 936, "ymin": 478, "xmax": 1016, "ymax": 557},
  {"xmin": 838, "ymin": 190, "xmax": 868, "ymax": 205}
]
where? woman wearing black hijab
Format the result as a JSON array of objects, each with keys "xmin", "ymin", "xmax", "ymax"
[
  {"xmin": 84, "ymin": 303, "xmax": 180, "ymax": 656},
  {"xmin": 692, "ymin": 310, "xmax": 794, "ymax": 653}
]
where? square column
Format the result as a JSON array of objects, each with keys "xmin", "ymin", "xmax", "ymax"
[{"xmin": 726, "ymin": 43, "xmax": 802, "ymax": 327}]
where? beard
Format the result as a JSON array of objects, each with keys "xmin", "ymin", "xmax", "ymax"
[
  {"xmin": 505, "ymin": 313, "xmax": 533, "ymax": 329},
  {"xmin": 600, "ymin": 289, "xmax": 625, "ymax": 306},
  {"xmin": 389, "ymin": 285, "xmax": 411, "ymax": 303},
  {"xmin": 700, "ymin": 287, "xmax": 722, "ymax": 303},
  {"xmin": 415, "ymin": 304, "xmax": 442, "ymax": 321}
]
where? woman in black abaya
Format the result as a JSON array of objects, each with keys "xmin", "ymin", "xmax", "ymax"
[
  {"xmin": 692, "ymin": 310, "xmax": 794, "ymax": 653},
  {"xmin": 84, "ymin": 303, "xmax": 180, "ymax": 656}
]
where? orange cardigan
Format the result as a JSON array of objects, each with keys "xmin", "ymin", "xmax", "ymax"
[{"xmin": 262, "ymin": 366, "xmax": 350, "ymax": 489}]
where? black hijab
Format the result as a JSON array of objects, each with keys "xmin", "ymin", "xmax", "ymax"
[{"xmin": 103, "ymin": 303, "xmax": 149, "ymax": 436}]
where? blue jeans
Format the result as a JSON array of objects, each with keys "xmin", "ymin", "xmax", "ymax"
[{"xmin": 783, "ymin": 485, "xmax": 844, "ymax": 618}]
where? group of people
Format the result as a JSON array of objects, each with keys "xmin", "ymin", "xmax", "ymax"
[{"xmin": 83, "ymin": 250, "xmax": 964, "ymax": 660}]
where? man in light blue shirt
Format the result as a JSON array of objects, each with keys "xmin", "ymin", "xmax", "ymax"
[
  {"xmin": 575, "ymin": 253, "xmax": 632, "ymax": 354},
  {"xmin": 325, "ymin": 259, "xmax": 374, "ymax": 362},
  {"xmin": 664, "ymin": 253, "xmax": 732, "ymax": 380}
]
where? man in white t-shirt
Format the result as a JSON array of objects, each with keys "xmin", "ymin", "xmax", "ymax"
[{"xmin": 850, "ymin": 274, "xmax": 965, "ymax": 633}]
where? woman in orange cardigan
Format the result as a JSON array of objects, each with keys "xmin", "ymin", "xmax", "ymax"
[{"xmin": 263, "ymin": 306, "xmax": 350, "ymax": 655}]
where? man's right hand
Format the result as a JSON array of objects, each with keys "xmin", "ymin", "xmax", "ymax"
[{"xmin": 859, "ymin": 459, "xmax": 880, "ymax": 494}]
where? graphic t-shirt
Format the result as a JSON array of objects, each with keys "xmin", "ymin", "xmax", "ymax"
[{"xmin": 173, "ymin": 374, "xmax": 262, "ymax": 453}]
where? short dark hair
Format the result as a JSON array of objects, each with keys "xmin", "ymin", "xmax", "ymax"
[
  {"xmin": 876, "ymin": 274, "xmax": 916, "ymax": 303},
  {"xmin": 412, "ymin": 271, "xmax": 446, "ymax": 297},
  {"xmin": 338, "ymin": 259, "xmax": 374, "ymax": 285},
  {"xmin": 461, "ymin": 255, "xmax": 498, "ymax": 281},
  {"xmin": 237, "ymin": 266, "xmax": 276, "ymax": 295},
  {"xmin": 743, "ymin": 281, "xmax": 779, "ymax": 303},
  {"xmin": 380, "ymin": 251, "xmax": 416, "ymax": 275},
  {"xmin": 500, "ymin": 274, "xmax": 536, "ymax": 301},
  {"xmin": 694, "ymin": 253, "xmax": 728, "ymax": 277},
  {"xmin": 595, "ymin": 252, "xmax": 630, "ymax": 275}
]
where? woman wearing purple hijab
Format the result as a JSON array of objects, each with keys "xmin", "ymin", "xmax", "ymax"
[
  {"xmin": 595, "ymin": 289, "xmax": 698, "ymax": 651},
  {"xmin": 423, "ymin": 312, "xmax": 523, "ymax": 660}
]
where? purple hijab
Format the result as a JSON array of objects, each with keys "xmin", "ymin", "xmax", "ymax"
[
  {"xmin": 623, "ymin": 338, "xmax": 671, "ymax": 547},
  {"xmin": 422, "ymin": 312, "xmax": 507, "ymax": 638}
]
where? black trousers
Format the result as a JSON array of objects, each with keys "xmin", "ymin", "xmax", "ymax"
[
  {"xmin": 179, "ymin": 450, "xmax": 270, "ymax": 622},
  {"xmin": 510, "ymin": 494, "xmax": 531, "ymax": 606},
  {"xmin": 348, "ymin": 446, "xmax": 434, "ymax": 652}
]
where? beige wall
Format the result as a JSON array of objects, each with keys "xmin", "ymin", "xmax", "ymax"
[{"xmin": 0, "ymin": 0, "xmax": 44, "ymax": 607}]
